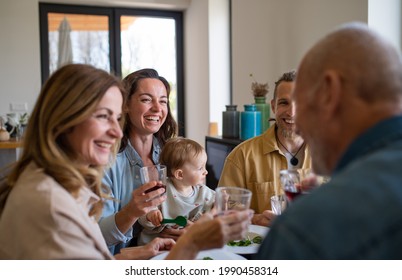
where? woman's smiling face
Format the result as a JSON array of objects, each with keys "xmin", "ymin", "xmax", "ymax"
[
  {"xmin": 64, "ymin": 86, "xmax": 123, "ymax": 166},
  {"xmin": 126, "ymin": 78, "xmax": 168, "ymax": 136}
]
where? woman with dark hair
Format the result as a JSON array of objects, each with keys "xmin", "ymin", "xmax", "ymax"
[
  {"xmin": 120, "ymin": 68, "xmax": 177, "ymax": 150},
  {"xmin": 99, "ymin": 68, "xmax": 182, "ymax": 254}
]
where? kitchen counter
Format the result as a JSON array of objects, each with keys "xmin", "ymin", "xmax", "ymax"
[{"xmin": 0, "ymin": 138, "xmax": 23, "ymax": 149}]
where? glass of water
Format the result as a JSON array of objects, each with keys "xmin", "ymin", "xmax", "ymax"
[{"xmin": 270, "ymin": 194, "xmax": 287, "ymax": 215}]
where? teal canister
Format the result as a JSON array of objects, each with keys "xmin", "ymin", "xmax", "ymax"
[
  {"xmin": 254, "ymin": 96, "xmax": 270, "ymax": 132},
  {"xmin": 222, "ymin": 105, "xmax": 240, "ymax": 138},
  {"xmin": 240, "ymin": 104, "xmax": 261, "ymax": 140}
]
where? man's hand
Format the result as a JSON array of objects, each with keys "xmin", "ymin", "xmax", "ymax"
[{"xmin": 252, "ymin": 211, "xmax": 276, "ymax": 227}]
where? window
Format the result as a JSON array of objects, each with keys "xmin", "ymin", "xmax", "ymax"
[{"xmin": 39, "ymin": 3, "xmax": 185, "ymax": 135}]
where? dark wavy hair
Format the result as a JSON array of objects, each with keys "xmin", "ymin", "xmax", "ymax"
[{"xmin": 119, "ymin": 68, "xmax": 178, "ymax": 151}]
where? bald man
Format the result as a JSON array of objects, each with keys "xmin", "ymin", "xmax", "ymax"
[{"xmin": 256, "ymin": 22, "xmax": 402, "ymax": 259}]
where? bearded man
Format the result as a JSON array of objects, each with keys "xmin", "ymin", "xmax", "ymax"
[{"xmin": 218, "ymin": 70, "xmax": 312, "ymax": 226}]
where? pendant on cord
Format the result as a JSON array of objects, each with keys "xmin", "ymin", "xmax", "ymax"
[
  {"xmin": 275, "ymin": 126, "xmax": 304, "ymax": 167},
  {"xmin": 290, "ymin": 156, "xmax": 299, "ymax": 166}
]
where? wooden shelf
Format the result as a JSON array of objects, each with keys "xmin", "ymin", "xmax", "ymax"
[{"xmin": 0, "ymin": 138, "xmax": 23, "ymax": 149}]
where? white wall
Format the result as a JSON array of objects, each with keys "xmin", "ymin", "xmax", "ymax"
[
  {"xmin": 231, "ymin": 0, "xmax": 369, "ymax": 109},
  {"xmin": 1, "ymin": 0, "xmax": 399, "ymax": 147},
  {"xmin": 369, "ymin": 0, "xmax": 401, "ymax": 50},
  {"xmin": 183, "ymin": 0, "xmax": 210, "ymax": 144},
  {"xmin": 208, "ymin": 0, "xmax": 230, "ymax": 133},
  {"xmin": 0, "ymin": 0, "xmax": 42, "ymax": 117}
]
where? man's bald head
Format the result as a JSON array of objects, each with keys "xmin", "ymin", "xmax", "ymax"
[
  {"xmin": 294, "ymin": 22, "xmax": 402, "ymax": 175},
  {"xmin": 299, "ymin": 22, "xmax": 402, "ymax": 103}
]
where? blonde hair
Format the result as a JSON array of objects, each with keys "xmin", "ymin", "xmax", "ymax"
[
  {"xmin": 160, "ymin": 137, "xmax": 204, "ymax": 177},
  {"xmin": 1, "ymin": 64, "xmax": 125, "ymax": 219}
]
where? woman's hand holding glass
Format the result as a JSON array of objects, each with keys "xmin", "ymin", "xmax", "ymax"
[
  {"xmin": 117, "ymin": 166, "xmax": 167, "ymax": 234},
  {"xmin": 124, "ymin": 181, "xmax": 167, "ymax": 219},
  {"xmin": 140, "ymin": 165, "xmax": 167, "ymax": 198},
  {"xmin": 127, "ymin": 164, "xmax": 168, "ymax": 218}
]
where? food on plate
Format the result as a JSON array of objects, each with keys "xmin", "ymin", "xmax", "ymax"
[
  {"xmin": 227, "ymin": 232, "xmax": 263, "ymax": 247},
  {"xmin": 252, "ymin": 235, "xmax": 263, "ymax": 244}
]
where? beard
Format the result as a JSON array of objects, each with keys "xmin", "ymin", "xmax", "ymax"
[{"xmin": 278, "ymin": 126, "xmax": 296, "ymax": 139}]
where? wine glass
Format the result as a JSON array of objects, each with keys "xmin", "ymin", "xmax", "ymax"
[
  {"xmin": 279, "ymin": 169, "xmax": 312, "ymax": 203},
  {"xmin": 140, "ymin": 164, "xmax": 167, "ymax": 196},
  {"xmin": 270, "ymin": 194, "xmax": 286, "ymax": 215},
  {"xmin": 215, "ymin": 186, "xmax": 252, "ymax": 215}
]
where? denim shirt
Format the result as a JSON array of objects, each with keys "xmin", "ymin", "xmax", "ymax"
[
  {"xmin": 256, "ymin": 116, "xmax": 402, "ymax": 259},
  {"xmin": 99, "ymin": 137, "xmax": 161, "ymax": 255}
]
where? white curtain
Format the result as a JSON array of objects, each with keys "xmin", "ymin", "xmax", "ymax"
[{"xmin": 57, "ymin": 17, "xmax": 73, "ymax": 68}]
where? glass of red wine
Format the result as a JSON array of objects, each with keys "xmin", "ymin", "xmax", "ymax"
[
  {"xmin": 140, "ymin": 164, "xmax": 167, "ymax": 197},
  {"xmin": 279, "ymin": 169, "xmax": 313, "ymax": 204}
]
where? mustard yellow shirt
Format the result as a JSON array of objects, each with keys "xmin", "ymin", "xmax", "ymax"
[{"xmin": 218, "ymin": 125, "xmax": 312, "ymax": 213}]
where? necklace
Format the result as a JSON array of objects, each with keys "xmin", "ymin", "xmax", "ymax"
[{"xmin": 275, "ymin": 130, "xmax": 305, "ymax": 166}]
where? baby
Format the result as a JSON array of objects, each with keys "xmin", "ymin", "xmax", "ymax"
[{"xmin": 138, "ymin": 137, "xmax": 215, "ymax": 245}]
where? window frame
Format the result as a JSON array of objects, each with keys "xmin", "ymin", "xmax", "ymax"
[{"xmin": 39, "ymin": 3, "xmax": 185, "ymax": 136}]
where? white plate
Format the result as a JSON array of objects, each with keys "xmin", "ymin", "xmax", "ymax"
[
  {"xmin": 150, "ymin": 248, "xmax": 246, "ymax": 260},
  {"xmin": 224, "ymin": 224, "xmax": 269, "ymax": 254}
]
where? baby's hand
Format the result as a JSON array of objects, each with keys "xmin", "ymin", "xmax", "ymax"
[
  {"xmin": 185, "ymin": 220, "xmax": 195, "ymax": 227},
  {"xmin": 147, "ymin": 210, "xmax": 163, "ymax": 226}
]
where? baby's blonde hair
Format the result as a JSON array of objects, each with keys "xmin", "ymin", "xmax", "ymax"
[{"xmin": 160, "ymin": 137, "xmax": 204, "ymax": 177}]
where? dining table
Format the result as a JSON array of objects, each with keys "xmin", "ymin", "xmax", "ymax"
[{"xmin": 150, "ymin": 224, "xmax": 269, "ymax": 260}]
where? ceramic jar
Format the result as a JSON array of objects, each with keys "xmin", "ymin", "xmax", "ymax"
[
  {"xmin": 222, "ymin": 105, "xmax": 240, "ymax": 139},
  {"xmin": 254, "ymin": 96, "xmax": 270, "ymax": 133},
  {"xmin": 240, "ymin": 104, "xmax": 261, "ymax": 140}
]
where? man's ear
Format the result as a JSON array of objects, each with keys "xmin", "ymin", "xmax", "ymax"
[
  {"xmin": 270, "ymin": 98, "xmax": 276, "ymax": 115},
  {"xmin": 172, "ymin": 169, "xmax": 183, "ymax": 180},
  {"xmin": 320, "ymin": 70, "xmax": 343, "ymax": 120}
]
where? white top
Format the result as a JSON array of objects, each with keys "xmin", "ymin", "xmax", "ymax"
[{"xmin": 138, "ymin": 178, "xmax": 215, "ymax": 245}]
